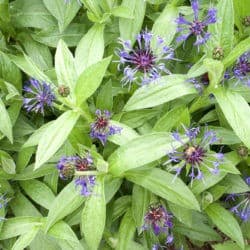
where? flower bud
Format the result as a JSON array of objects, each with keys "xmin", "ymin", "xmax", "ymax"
[
  {"xmin": 213, "ymin": 47, "xmax": 224, "ymax": 60},
  {"xmin": 58, "ymin": 85, "xmax": 70, "ymax": 97}
]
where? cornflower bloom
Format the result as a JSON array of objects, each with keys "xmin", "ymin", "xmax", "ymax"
[
  {"xmin": 226, "ymin": 177, "xmax": 250, "ymax": 222},
  {"xmin": 165, "ymin": 126, "xmax": 224, "ymax": 184},
  {"xmin": 176, "ymin": 0, "xmax": 217, "ymax": 48},
  {"xmin": 143, "ymin": 203, "xmax": 174, "ymax": 245},
  {"xmin": 23, "ymin": 78, "xmax": 55, "ymax": 114},
  {"xmin": 56, "ymin": 153, "xmax": 96, "ymax": 197},
  {"xmin": 117, "ymin": 30, "xmax": 175, "ymax": 87},
  {"xmin": 232, "ymin": 51, "xmax": 250, "ymax": 87},
  {"xmin": 90, "ymin": 110, "xmax": 122, "ymax": 145}
]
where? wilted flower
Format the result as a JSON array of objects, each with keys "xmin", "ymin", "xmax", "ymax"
[
  {"xmin": 237, "ymin": 145, "xmax": 249, "ymax": 158},
  {"xmin": 117, "ymin": 30, "xmax": 175, "ymax": 87},
  {"xmin": 176, "ymin": 0, "xmax": 217, "ymax": 48},
  {"xmin": 143, "ymin": 203, "xmax": 174, "ymax": 244},
  {"xmin": 56, "ymin": 153, "xmax": 96, "ymax": 197},
  {"xmin": 23, "ymin": 78, "xmax": 55, "ymax": 114},
  {"xmin": 165, "ymin": 126, "xmax": 224, "ymax": 184},
  {"xmin": 90, "ymin": 110, "xmax": 122, "ymax": 145},
  {"xmin": 232, "ymin": 51, "xmax": 250, "ymax": 87},
  {"xmin": 56, "ymin": 156, "xmax": 77, "ymax": 180},
  {"xmin": 226, "ymin": 177, "xmax": 250, "ymax": 222}
]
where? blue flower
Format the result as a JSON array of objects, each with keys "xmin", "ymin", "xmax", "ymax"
[
  {"xmin": 232, "ymin": 51, "xmax": 250, "ymax": 87},
  {"xmin": 188, "ymin": 73, "xmax": 209, "ymax": 94},
  {"xmin": 176, "ymin": 0, "xmax": 217, "ymax": 47},
  {"xmin": 90, "ymin": 110, "xmax": 122, "ymax": 145},
  {"xmin": 57, "ymin": 153, "xmax": 96, "ymax": 197},
  {"xmin": 226, "ymin": 177, "xmax": 250, "ymax": 222},
  {"xmin": 165, "ymin": 126, "xmax": 223, "ymax": 184},
  {"xmin": 117, "ymin": 30, "xmax": 175, "ymax": 87},
  {"xmin": 23, "ymin": 78, "xmax": 55, "ymax": 114},
  {"xmin": 143, "ymin": 204, "xmax": 174, "ymax": 245}
]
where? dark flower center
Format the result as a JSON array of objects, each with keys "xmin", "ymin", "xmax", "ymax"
[
  {"xmin": 132, "ymin": 49, "xmax": 155, "ymax": 72},
  {"xmin": 190, "ymin": 20, "xmax": 205, "ymax": 35},
  {"xmin": 95, "ymin": 117, "xmax": 109, "ymax": 130},
  {"xmin": 147, "ymin": 206, "xmax": 165, "ymax": 222},
  {"xmin": 184, "ymin": 145, "xmax": 206, "ymax": 165},
  {"xmin": 75, "ymin": 159, "xmax": 90, "ymax": 171},
  {"xmin": 201, "ymin": 73, "xmax": 209, "ymax": 85},
  {"xmin": 61, "ymin": 164, "xmax": 75, "ymax": 178}
]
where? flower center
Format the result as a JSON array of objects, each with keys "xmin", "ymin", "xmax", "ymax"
[
  {"xmin": 147, "ymin": 207, "xmax": 165, "ymax": 222},
  {"xmin": 95, "ymin": 117, "xmax": 109, "ymax": 130},
  {"xmin": 132, "ymin": 49, "xmax": 155, "ymax": 72},
  {"xmin": 190, "ymin": 20, "xmax": 205, "ymax": 35},
  {"xmin": 75, "ymin": 159, "xmax": 90, "ymax": 171},
  {"xmin": 184, "ymin": 145, "xmax": 206, "ymax": 165}
]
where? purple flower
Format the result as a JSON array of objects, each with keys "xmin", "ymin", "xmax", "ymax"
[
  {"xmin": 23, "ymin": 78, "xmax": 55, "ymax": 114},
  {"xmin": 90, "ymin": 110, "xmax": 122, "ymax": 145},
  {"xmin": 117, "ymin": 30, "xmax": 175, "ymax": 87},
  {"xmin": 143, "ymin": 204, "xmax": 174, "ymax": 244},
  {"xmin": 227, "ymin": 177, "xmax": 250, "ymax": 222},
  {"xmin": 165, "ymin": 126, "xmax": 223, "ymax": 184},
  {"xmin": 232, "ymin": 51, "xmax": 250, "ymax": 87},
  {"xmin": 75, "ymin": 176, "xmax": 96, "ymax": 197},
  {"xmin": 56, "ymin": 156, "xmax": 77, "ymax": 180},
  {"xmin": 176, "ymin": 0, "xmax": 217, "ymax": 48},
  {"xmin": 56, "ymin": 153, "xmax": 97, "ymax": 197}
]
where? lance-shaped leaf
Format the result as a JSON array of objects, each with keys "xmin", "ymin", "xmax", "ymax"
[
  {"xmin": 108, "ymin": 132, "xmax": 185, "ymax": 176},
  {"xmin": 126, "ymin": 168, "xmax": 200, "ymax": 211},
  {"xmin": 214, "ymin": 88, "xmax": 250, "ymax": 148},
  {"xmin": 123, "ymin": 75, "xmax": 196, "ymax": 111},
  {"xmin": 35, "ymin": 110, "xmax": 80, "ymax": 169}
]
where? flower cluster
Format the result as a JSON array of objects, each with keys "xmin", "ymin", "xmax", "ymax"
[
  {"xmin": 90, "ymin": 109, "xmax": 122, "ymax": 145},
  {"xmin": 56, "ymin": 153, "xmax": 96, "ymax": 197},
  {"xmin": 23, "ymin": 78, "xmax": 55, "ymax": 114},
  {"xmin": 176, "ymin": 0, "xmax": 217, "ymax": 48},
  {"xmin": 165, "ymin": 126, "xmax": 224, "ymax": 184},
  {"xmin": 226, "ymin": 177, "xmax": 250, "ymax": 222},
  {"xmin": 117, "ymin": 30, "xmax": 174, "ymax": 87},
  {"xmin": 143, "ymin": 203, "xmax": 174, "ymax": 245}
]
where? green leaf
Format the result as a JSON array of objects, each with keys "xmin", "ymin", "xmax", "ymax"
[
  {"xmin": 123, "ymin": 75, "xmax": 196, "ymax": 111},
  {"xmin": 0, "ymin": 217, "xmax": 43, "ymax": 240},
  {"xmin": 12, "ymin": 226, "xmax": 39, "ymax": 250},
  {"xmin": 45, "ymin": 181, "xmax": 85, "ymax": 231},
  {"xmin": 151, "ymin": 5, "xmax": 178, "ymax": 48},
  {"xmin": 208, "ymin": 0, "xmax": 234, "ymax": 57},
  {"xmin": 35, "ymin": 110, "xmax": 80, "ymax": 169},
  {"xmin": 223, "ymin": 36, "xmax": 250, "ymax": 68},
  {"xmin": 117, "ymin": 208, "xmax": 136, "ymax": 250},
  {"xmin": 126, "ymin": 168, "xmax": 200, "ymax": 211},
  {"xmin": 0, "ymin": 98, "xmax": 13, "ymax": 143},
  {"xmin": 75, "ymin": 56, "xmax": 111, "ymax": 106},
  {"xmin": 55, "ymin": 39, "xmax": 77, "ymax": 95},
  {"xmin": 108, "ymin": 132, "xmax": 184, "ymax": 176},
  {"xmin": 75, "ymin": 24, "xmax": 105, "ymax": 75},
  {"xmin": 0, "ymin": 150, "xmax": 15, "ymax": 174},
  {"xmin": 111, "ymin": 6, "xmax": 134, "ymax": 19},
  {"xmin": 205, "ymin": 203, "xmax": 244, "ymax": 249},
  {"xmin": 48, "ymin": 221, "xmax": 80, "ymax": 244},
  {"xmin": 43, "ymin": 0, "xmax": 80, "ymax": 32},
  {"xmin": 0, "ymin": 0, "xmax": 10, "ymax": 21},
  {"xmin": 20, "ymin": 180, "xmax": 55, "ymax": 209},
  {"xmin": 119, "ymin": 0, "xmax": 146, "ymax": 42},
  {"xmin": 213, "ymin": 242, "xmax": 249, "ymax": 250},
  {"xmin": 132, "ymin": 185, "xmax": 151, "ymax": 234},
  {"xmin": 108, "ymin": 120, "xmax": 139, "ymax": 146},
  {"xmin": 81, "ymin": 176, "xmax": 106, "ymax": 250},
  {"xmin": 111, "ymin": 195, "xmax": 131, "ymax": 222},
  {"xmin": 96, "ymin": 80, "xmax": 113, "ymax": 111},
  {"xmin": 214, "ymin": 88, "xmax": 250, "ymax": 148},
  {"xmin": 9, "ymin": 54, "xmax": 51, "ymax": 83}
]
